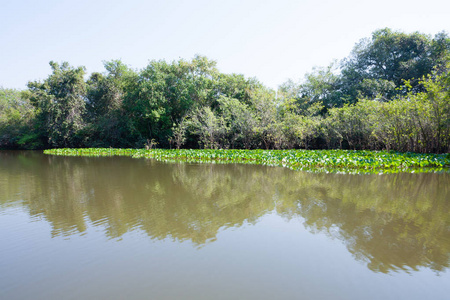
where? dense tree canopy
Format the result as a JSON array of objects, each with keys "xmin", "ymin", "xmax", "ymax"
[
  {"xmin": 27, "ymin": 61, "xmax": 87, "ymax": 147},
  {"xmin": 340, "ymin": 28, "xmax": 450, "ymax": 101},
  {"xmin": 0, "ymin": 29, "xmax": 449, "ymax": 153},
  {"xmin": 0, "ymin": 88, "xmax": 36, "ymax": 148},
  {"xmin": 281, "ymin": 28, "xmax": 450, "ymax": 108}
]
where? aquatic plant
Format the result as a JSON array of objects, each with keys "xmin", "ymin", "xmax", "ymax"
[{"xmin": 43, "ymin": 148, "xmax": 450, "ymax": 174}]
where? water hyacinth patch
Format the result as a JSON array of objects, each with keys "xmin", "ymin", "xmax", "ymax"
[{"xmin": 43, "ymin": 148, "xmax": 450, "ymax": 174}]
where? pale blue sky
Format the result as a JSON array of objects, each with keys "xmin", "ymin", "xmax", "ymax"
[{"xmin": 1, "ymin": 0, "xmax": 449, "ymax": 90}]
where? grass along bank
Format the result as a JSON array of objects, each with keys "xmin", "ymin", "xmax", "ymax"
[{"xmin": 43, "ymin": 148, "xmax": 450, "ymax": 174}]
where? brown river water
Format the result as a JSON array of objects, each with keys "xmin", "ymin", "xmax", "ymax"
[{"xmin": 0, "ymin": 151, "xmax": 449, "ymax": 299}]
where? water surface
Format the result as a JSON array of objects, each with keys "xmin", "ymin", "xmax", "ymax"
[{"xmin": 1, "ymin": 151, "xmax": 449, "ymax": 299}]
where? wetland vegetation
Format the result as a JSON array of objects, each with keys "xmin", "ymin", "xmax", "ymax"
[
  {"xmin": 2, "ymin": 28, "xmax": 450, "ymax": 298},
  {"xmin": 1, "ymin": 28, "xmax": 450, "ymax": 154},
  {"xmin": 44, "ymin": 148, "xmax": 450, "ymax": 174},
  {"xmin": 2, "ymin": 13, "xmax": 450, "ymax": 299}
]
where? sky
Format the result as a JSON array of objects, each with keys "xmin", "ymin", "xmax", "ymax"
[{"xmin": 1, "ymin": 0, "xmax": 450, "ymax": 90}]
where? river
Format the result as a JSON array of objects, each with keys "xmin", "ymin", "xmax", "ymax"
[{"xmin": 1, "ymin": 151, "xmax": 449, "ymax": 299}]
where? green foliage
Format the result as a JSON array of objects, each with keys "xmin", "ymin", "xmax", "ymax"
[
  {"xmin": 27, "ymin": 61, "xmax": 87, "ymax": 147},
  {"xmin": 363, "ymin": 70, "xmax": 449, "ymax": 153},
  {"xmin": 44, "ymin": 148, "xmax": 450, "ymax": 174},
  {"xmin": 122, "ymin": 55, "xmax": 263, "ymax": 148},
  {"xmin": 323, "ymin": 100, "xmax": 380, "ymax": 149},
  {"xmin": 169, "ymin": 116, "xmax": 189, "ymax": 149},
  {"xmin": 278, "ymin": 98, "xmax": 320, "ymax": 149},
  {"xmin": 1, "ymin": 28, "xmax": 449, "ymax": 153},
  {"xmin": 86, "ymin": 60, "xmax": 136, "ymax": 147},
  {"xmin": 281, "ymin": 28, "xmax": 450, "ymax": 109},
  {"xmin": 340, "ymin": 28, "xmax": 450, "ymax": 102},
  {"xmin": 249, "ymin": 87, "xmax": 282, "ymax": 149},
  {"xmin": 312, "ymin": 61, "xmax": 450, "ymax": 153},
  {"xmin": 17, "ymin": 133, "xmax": 42, "ymax": 149},
  {"xmin": 0, "ymin": 88, "xmax": 38, "ymax": 149},
  {"xmin": 122, "ymin": 55, "xmax": 219, "ymax": 147},
  {"xmin": 188, "ymin": 106, "xmax": 226, "ymax": 149},
  {"xmin": 216, "ymin": 96, "xmax": 257, "ymax": 149},
  {"xmin": 280, "ymin": 62, "xmax": 343, "ymax": 110}
]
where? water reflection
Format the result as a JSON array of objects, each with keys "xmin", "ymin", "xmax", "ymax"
[{"xmin": 0, "ymin": 151, "xmax": 449, "ymax": 273}]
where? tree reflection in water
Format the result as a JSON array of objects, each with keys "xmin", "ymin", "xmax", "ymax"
[{"xmin": 1, "ymin": 151, "xmax": 449, "ymax": 273}]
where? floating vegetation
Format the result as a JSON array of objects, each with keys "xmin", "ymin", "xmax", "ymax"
[{"xmin": 43, "ymin": 148, "xmax": 450, "ymax": 174}]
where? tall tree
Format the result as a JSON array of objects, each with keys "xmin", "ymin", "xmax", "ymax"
[
  {"xmin": 27, "ymin": 61, "xmax": 87, "ymax": 147},
  {"xmin": 340, "ymin": 28, "xmax": 450, "ymax": 102},
  {"xmin": 123, "ymin": 55, "xmax": 219, "ymax": 147},
  {"xmin": 0, "ymin": 88, "xmax": 37, "ymax": 148},
  {"xmin": 279, "ymin": 62, "xmax": 342, "ymax": 111},
  {"xmin": 86, "ymin": 60, "xmax": 136, "ymax": 147}
]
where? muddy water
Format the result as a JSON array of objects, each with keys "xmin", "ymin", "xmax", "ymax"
[{"xmin": 0, "ymin": 151, "xmax": 449, "ymax": 300}]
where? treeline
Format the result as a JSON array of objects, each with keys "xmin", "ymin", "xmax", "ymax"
[{"xmin": 1, "ymin": 28, "xmax": 449, "ymax": 153}]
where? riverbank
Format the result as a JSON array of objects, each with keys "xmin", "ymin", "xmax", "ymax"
[{"xmin": 43, "ymin": 148, "xmax": 450, "ymax": 174}]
